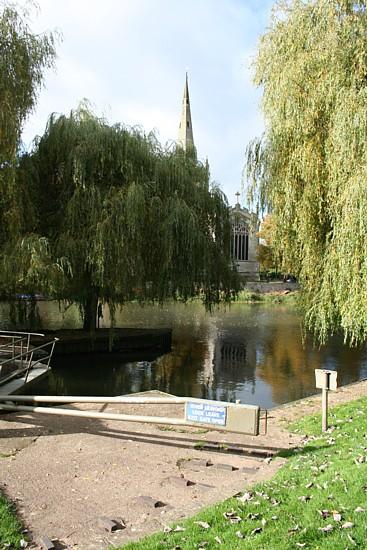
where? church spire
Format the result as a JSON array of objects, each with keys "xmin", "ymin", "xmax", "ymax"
[{"xmin": 178, "ymin": 72, "xmax": 194, "ymax": 150}]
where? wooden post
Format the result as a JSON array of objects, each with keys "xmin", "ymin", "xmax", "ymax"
[
  {"xmin": 315, "ymin": 369, "xmax": 337, "ymax": 433},
  {"xmin": 322, "ymin": 387, "xmax": 328, "ymax": 432}
]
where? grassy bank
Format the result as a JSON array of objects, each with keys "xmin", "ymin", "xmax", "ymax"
[
  {"xmin": 0, "ymin": 491, "xmax": 23, "ymax": 549},
  {"xmin": 236, "ymin": 289, "xmax": 300, "ymax": 305},
  {"xmin": 121, "ymin": 396, "xmax": 367, "ymax": 549}
]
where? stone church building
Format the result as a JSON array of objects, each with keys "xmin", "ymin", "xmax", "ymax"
[{"xmin": 177, "ymin": 74, "xmax": 259, "ymax": 281}]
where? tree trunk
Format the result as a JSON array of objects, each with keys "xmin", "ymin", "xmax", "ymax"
[{"xmin": 83, "ymin": 290, "xmax": 99, "ymax": 335}]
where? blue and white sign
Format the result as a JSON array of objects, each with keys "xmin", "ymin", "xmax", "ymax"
[{"xmin": 185, "ymin": 401, "xmax": 227, "ymax": 426}]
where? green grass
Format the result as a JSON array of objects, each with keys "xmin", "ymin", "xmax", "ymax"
[
  {"xmin": 120, "ymin": 396, "xmax": 367, "ymax": 549},
  {"xmin": 236, "ymin": 290, "xmax": 300, "ymax": 305},
  {"xmin": 0, "ymin": 491, "xmax": 23, "ymax": 549}
]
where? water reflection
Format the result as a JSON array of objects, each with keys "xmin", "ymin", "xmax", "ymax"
[{"xmin": 1, "ymin": 301, "xmax": 367, "ymax": 408}]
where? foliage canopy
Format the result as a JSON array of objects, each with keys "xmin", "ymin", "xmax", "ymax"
[
  {"xmin": 0, "ymin": 2, "xmax": 56, "ymax": 247},
  {"xmin": 257, "ymin": 214, "xmax": 279, "ymax": 274},
  {"xmin": 247, "ymin": 0, "xmax": 367, "ymax": 344},
  {"xmin": 16, "ymin": 108, "xmax": 238, "ymax": 330}
]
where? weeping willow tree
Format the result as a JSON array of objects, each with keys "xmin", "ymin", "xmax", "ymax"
[
  {"xmin": 19, "ymin": 107, "xmax": 238, "ymax": 331},
  {"xmin": 0, "ymin": 2, "xmax": 56, "ymax": 293},
  {"xmin": 246, "ymin": 0, "xmax": 367, "ymax": 345}
]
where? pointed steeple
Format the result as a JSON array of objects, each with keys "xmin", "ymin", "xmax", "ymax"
[{"xmin": 178, "ymin": 72, "xmax": 194, "ymax": 150}]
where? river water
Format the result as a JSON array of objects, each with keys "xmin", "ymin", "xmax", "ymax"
[{"xmin": 1, "ymin": 301, "xmax": 367, "ymax": 408}]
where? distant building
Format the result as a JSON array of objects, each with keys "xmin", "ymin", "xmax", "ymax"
[
  {"xmin": 178, "ymin": 72, "xmax": 194, "ymax": 150},
  {"xmin": 177, "ymin": 75, "xmax": 260, "ymax": 281},
  {"xmin": 230, "ymin": 193, "xmax": 259, "ymax": 281}
]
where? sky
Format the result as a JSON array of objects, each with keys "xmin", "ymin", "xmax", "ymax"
[{"xmin": 19, "ymin": 0, "xmax": 273, "ymax": 206}]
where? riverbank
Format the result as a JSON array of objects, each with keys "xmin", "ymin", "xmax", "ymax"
[
  {"xmin": 123, "ymin": 387, "xmax": 367, "ymax": 550},
  {"xmin": 236, "ymin": 289, "xmax": 300, "ymax": 305},
  {"xmin": 235, "ymin": 280, "xmax": 300, "ymax": 305},
  {"xmin": 0, "ymin": 380, "xmax": 366, "ymax": 549}
]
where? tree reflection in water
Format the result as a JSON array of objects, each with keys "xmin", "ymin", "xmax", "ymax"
[{"xmin": 3, "ymin": 301, "xmax": 366, "ymax": 408}]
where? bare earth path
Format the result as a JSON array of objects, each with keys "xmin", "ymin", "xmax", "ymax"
[{"xmin": 0, "ymin": 381, "xmax": 366, "ymax": 550}]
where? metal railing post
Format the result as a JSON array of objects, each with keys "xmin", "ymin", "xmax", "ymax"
[
  {"xmin": 0, "ymin": 331, "xmax": 57, "ymax": 387},
  {"xmin": 24, "ymin": 351, "xmax": 34, "ymax": 384},
  {"xmin": 47, "ymin": 341, "xmax": 57, "ymax": 369},
  {"xmin": 20, "ymin": 338, "xmax": 23, "ymax": 370}
]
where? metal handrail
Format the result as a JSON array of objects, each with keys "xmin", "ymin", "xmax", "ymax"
[
  {"xmin": 0, "ymin": 330, "xmax": 45, "ymax": 336},
  {"xmin": 23, "ymin": 339, "xmax": 57, "ymax": 383},
  {"xmin": 0, "ymin": 336, "xmax": 26, "ymax": 369},
  {"xmin": 0, "ymin": 334, "xmax": 58, "ymax": 387},
  {"xmin": 0, "ymin": 331, "xmax": 45, "ymax": 365},
  {"xmin": 0, "ymin": 335, "xmax": 25, "ymax": 343},
  {"xmin": 0, "ymin": 339, "xmax": 59, "ymax": 368},
  {"xmin": 0, "ymin": 338, "xmax": 24, "ymax": 357}
]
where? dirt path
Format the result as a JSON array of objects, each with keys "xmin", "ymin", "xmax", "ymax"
[{"xmin": 0, "ymin": 381, "xmax": 366, "ymax": 550}]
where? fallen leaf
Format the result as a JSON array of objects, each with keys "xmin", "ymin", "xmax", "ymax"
[
  {"xmin": 238, "ymin": 491, "xmax": 253, "ymax": 502},
  {"xmin": 318, "ymin": 524, "xmax": 334, "ymax": 533},
  {"xmin": 354, "ymin": 506, "xmax": 365, "ymax": 513},
  {"xmin": 173, "ymin": 525, "xmax": 186, "ymax": 532},
  {"xmin": 318, "ymin": 509, "xmax": 330, "ymax": 518},
  {"xmin": 332, "ymin": 511, "xmax": 341, "ymax": 522},
  {"xmin": 223, "ymin": 510, "xmax": 242, "ymax": 523},
  {"xmin": 250, "ymin": 527, "xmax": 262, "ymax": 535},
  {"xmin": 164, "ymin": 526, "xmax": 172, "ymax": 533},
  {"xmin": 230, "ymin": 516, "xmax": 241, "ymax": 524},
  {"xmin": 342, "ymin": 521, "xmax": 354, "ymax": 529},
  {"xmin": 247, "ymin": 513, "xmax": 259, "ymax": 520},
  {"xmin": 214, "ymin": 536, "xmax": 222, "ymax": 545},
  {"xmin": 298, "ymin": 495, "xmax": 311, "ymax": 502},
  {"xmin": 235, "ymin": 531, "xmax": 243, "ymax": 539},
  {"xmin": 194, "ymin": 521, "xmax": 210, "ymax": 530},
  {"xmin": 295, "ymin": 544, "xmax": 306, "ymax": 548},
  {"xmin": 305, "ymin": 482, "xmax": 313, "ymax": 489},
  {"xmin": 288, "ymin": 525, "xmax": 300, "ymax": 533},
  {"xmin": 256, "ymin": 491, "xmax": 269, "ymax": 500}
]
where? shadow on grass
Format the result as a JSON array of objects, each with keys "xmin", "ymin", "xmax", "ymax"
[{"xmin": 276, "ymin": 443, "xmax": 328, "ymax": 459}]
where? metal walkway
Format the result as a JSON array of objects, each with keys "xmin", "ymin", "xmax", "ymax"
[{"xmin": 0, "ymin": 330, "xmax": 58, "ymax": 390}]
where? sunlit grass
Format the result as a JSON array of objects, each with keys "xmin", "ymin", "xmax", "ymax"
[
  {"xmin": 121, "ymin": 396, "xmax": 367, "ymax": 549},
  {"xmin": 236, "ymin": 289, "xmax": 300, "ymax": 305},
  {"xmin": 0, "ymin": 491, "xmax": 23, "ymax": 549}
]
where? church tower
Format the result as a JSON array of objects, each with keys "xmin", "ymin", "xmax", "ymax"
[{"xmin": 178, "ymin": 72, "xmax": 194, "ymax": 150}]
